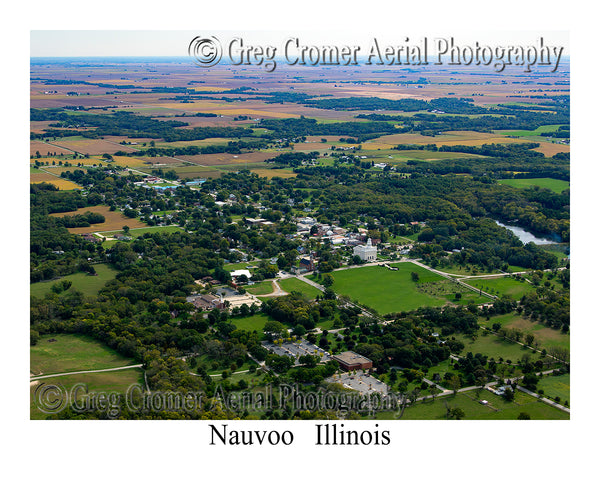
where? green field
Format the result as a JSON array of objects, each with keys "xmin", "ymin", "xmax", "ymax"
[
  {"xmin": 279, "ymin": 277, "xmax": 322, "ymax": 300},
  {"xmin": 230, "ymin": 313, "xmax": 270, "ymax": 332},
  {"xmin": 482, "ymin": 312, "xmax": 570, "ymax": 351},
  {"xmin": 31, "ymin": 333, "xmax": 138, "ymax": 375},
  {"xmin": 30, "ymin": 263, "xmax": 118, "ymax": 298},
  {"xmin": 397, "ymin": 389, "xmax": 568, "ymax": 420},
  {"xmin": 464, "ymin": 275, "xmax": 535, "ymax": 299},
  {"xmin": 328, "ymin": 264, "xmax": 447, "ymax": 314},
  {"xmin": 536, "ymin": 373, "xmax": 570, "ymax": 404},
  {"xmin": 497, "ymin": 124, "xmax": 565, "ymax": 137},
  {"xmin": 30, "ymin": 369, "xmax": 144, "ymax": 420},
  {"xmin": 455, "ymin": 331, "xmax": 537, "ymax": 363},
  {"xmin": 100, "ymin": 225, "xmax": 184, "ymax": 238},
  {"xmin": 245, "ymin": 281, "xmax": 274, "ymax": 295},
  {"xmin": 498, "ymin": 177, "xmax": 569, "ymax": 194}
]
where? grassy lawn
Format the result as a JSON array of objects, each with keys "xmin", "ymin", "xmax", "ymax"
[
  {"xmin": 481, "ymin": 312, "xmax": 570, "ymax": 351},
  {"xmin": 245, "ymin": 281, "xmax": 274, "ymax": 295},
  {"xmin": 31, "ymin": 333, "xmax": 138, "ymax": 375},
  {"xmin": 279, "ymin": 277, "xmax": 322, "ymax": 300},
  {"xmin": 498, "ymin": 177, "xmax": 569, "ymax": 194},
  {"xmin": 30, "ymin": 369, "xmax": 144, "ymax": 420},
  {"xmin": 464, "ymin": 276, "xmax": 535, "ymax": 299},
  {"xmin": 100, "ymin": 225, "xmax": 183, "ymax": 238},
  {"xmin": 30, "ymin": 263, "xmax": 118, "ymax": 298},
  {"xmin": 328, "ymin": 264, "xmax": 448, "ymax": 314},
  {"xmin": 455, "ymin": 331, "xmax": 537, "ymax": 363},
  {"xmin": 397, "ymin": 389, "xmax": 568, "ymax": 420},
  {"xmin": 223, "ymin": 261, "xmax": 261, "ymax": 272},
  {"xmin": 230, "ymin": 313, "xmax": 270, "ymax": 332},
  {"xmin": 536, "ymin": 374, "xmax": 570, "ymax": 404}
]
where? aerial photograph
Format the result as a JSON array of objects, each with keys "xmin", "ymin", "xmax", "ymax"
[{"xmin": 28, "ymin": 29, "xmax": 573, "ymax": 425}]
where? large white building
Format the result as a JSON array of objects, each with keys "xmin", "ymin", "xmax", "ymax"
[{"xmin": 353, "ymin": 238, "xmax": 377, "ymax": 261}]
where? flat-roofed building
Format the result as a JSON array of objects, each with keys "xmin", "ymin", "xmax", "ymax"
[{"xmin": 332, "ymin": 351, "xmax": 373, "ymax": 371}]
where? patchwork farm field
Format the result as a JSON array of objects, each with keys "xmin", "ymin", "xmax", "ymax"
[
  {"xmin": 49, "ymin": 205, "xmax": 147, "ymax": 233},
  {"xmin": 30, "ymin": 172, "xmax": 82, "ymax": 190}
]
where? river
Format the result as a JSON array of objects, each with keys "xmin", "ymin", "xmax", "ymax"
[{"xmin": 495, "ymin": 220, "xmax": 558, "ymax": 245}]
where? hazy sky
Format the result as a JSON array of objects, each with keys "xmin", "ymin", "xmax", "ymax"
[{"xmin": 30, "ymin": 30, "xmax": 569, "ymax": 57}]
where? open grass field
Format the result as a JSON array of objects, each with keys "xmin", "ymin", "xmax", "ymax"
[
  {"xmin": 397, "ymin": 389, "xmax": 568, "ymax": 420},
  {"xmin": 482, "ymin": 312, "xmax": 570, "ymax": 351},
  {"xmin": 496, "ymin": 124, "xmax": 565, "ymax": 137},
  {"xmin": 99, "ymin": 225, "xmax": 184, "ymax": 238},
  {"xmin": 455, "ymin": 331, "xmax": 537, "ymax": 363},
  {"xmin": 328, "ymin": 264, "xmax": 447, "ymax": 314},
  {"xmin": 49, "ymin": 205, "xmax": 147, "ymax": 234},
  {"xmin": 30, "ymin": 369, "xmax": 144, "ymax": 420},
  {"xmin": 498, "ymin": 177, "xmax": 570, "ymax": 194},
  {"xmin": 230, "ymin": 313, "xmax": 270, "ymax": 332},
  {"xmin": 245, "ymin": 281, "xmax": 275, "ymax": 296},
  {"xmin": 536, "ymin": 374, "xmax": 570, "ymax": 404},
  {"xmin": 30, "ymin": 333, "xmax": 138, "ymax": 376},
  {"xmin": 30, "ymin": 263, "xmax": 117, "ymax": 298},
  {"xmin": 464, "ymin": 276, "xmax": 535, "ymax": 299},
  {"xmin": 278, "ymin": 277, "xmax": 321, "ymax": 300}
]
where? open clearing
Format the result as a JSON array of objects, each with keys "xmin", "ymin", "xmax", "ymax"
[
  {"xmin": 30, "ymin": 333, "xmax": 137, "ymax": 376},
  {"xmin": 52, "ymin": 138, "xmax": 138, "ymax": 155},
  {"xmin": 49, "ymin": 205, "xmax": 147, "ymax": 234},
  {"xmin": 328, "ymin": 264, "xmax": 447, "ymax": 314},
  {"xmin": 230, "ymin": 313, "xmax": 270, "ymax": 332},
  {"xmin": 537, "ymin": 373, "xmax": 570, "ymax": 403},
  {"xmin": 498, "ymin": 177, "xmax": 569, "ymax": 194},
  {"xmin": 30, "ymin": 263, "xmax": 118, "ymax": 298},
  {"xmin": 30, "ymin": 369, "xmax": 144, "ymax": 420},
  {"xmin": 464, "ymin": 276, "xmax": 535, "ymax": 299},
  {"xmin": 482, "ymin": 312, "xmax": 570, "ymax": 351},
  {"xmin": 398, "ymin": 389, "xmax": 568, "ymax": 420},
  {"xmin": 278, "ymin": 277, "xmax": 321, "ymax": 300}
]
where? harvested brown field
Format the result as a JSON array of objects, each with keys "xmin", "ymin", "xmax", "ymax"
[
  {"xmin": 250, "ymin": 168, "xmax": 297, "ymax": 179},
  {"xmin": 52, "ymin": 138, "xmax": 138, "ymax": 155},
  {"xmin": 30, "ymin": 172, "xmax": 82, "ymax": 190},
  {"xmin": 30, "ymin": 140, "xmax": 74, "ymax": 157},
  {"xmin": 49, "ymin": 205, "xmax": 147, "ymax": 234},
  {"xmin": 533, "ymin": 142, "xmax": 570, "ymax": 156},
  {"xmin": 179, "ymin": 151, "xmax": 277, "ymax": 166}
]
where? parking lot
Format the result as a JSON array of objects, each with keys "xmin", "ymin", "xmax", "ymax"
[
  {"xmin": 326, "ymin": 372, "xmax": 389, "ymax": 395},
  {"xmin": 262, "ymin": 339, "xmax": 332, "ymax": 365}
]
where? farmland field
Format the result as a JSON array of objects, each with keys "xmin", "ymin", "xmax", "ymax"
[
  {"xmin": 49, "ymin": 205, "xmax": 147, "ymax": 233},
  {"xmin": 30, "ymin": 172, "xmax": 82, "ymax": 190},
  {"xmin": 30, "ymin": 263, "xmax": 118, "ymax": 298},
  {"xmin": 498, "ymin": 177, "xmax": 570, "ymax": 194}
]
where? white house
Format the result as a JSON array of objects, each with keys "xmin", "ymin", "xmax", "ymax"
[{"xmin": 353, "ymin": 238, "xmax": 377, "ymax": 262}]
